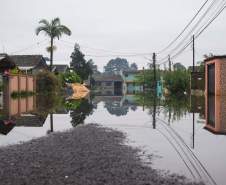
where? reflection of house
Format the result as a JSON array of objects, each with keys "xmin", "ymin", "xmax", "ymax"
[
  {"xmin": 121, "ymin": 70, "xmax": 143, "ymax": 94},
  {"xmin": 14, "ymin": 114, "xmax": 47, "ymax": 127},
  {"xmin": 52, "ymin": 64, "xmax": 69, "ymax": 74},
  {"xmin": 9, "ymin": 55, "xmax": 48, "ymax": 74},
  {"xmin": 93, "ymin": 74, "xmax": 123, "ymax": 95}
]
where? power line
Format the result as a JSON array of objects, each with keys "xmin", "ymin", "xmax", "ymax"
[
  {"xmin": 59, "ymin": 40, "xmax": 153, "ymax": 56},
  {"xmin": 157, "ymin": 0, "xmax": 210, "ymax": 54},
  {"xmin": 157, "ymin": 0, "xmax": 226, "ymax": 65},
  {"xmin": 159, "ymin": 0, "xmax": 220, "ymax": 59},
  {"xmin": 10, "ymin": 39, "xmax": 48, "ymax": 54}
]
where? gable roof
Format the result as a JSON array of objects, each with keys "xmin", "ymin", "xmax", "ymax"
[
  {"xmin": 9, "ymin": 55, "xmax": 46, "ymax": 67},
  {"xmin": 0, "ymin": 53, "xmax": 16, "ymax": 72},
  {"xmin": 52, "ymin": 64, "xmax": 69, "ymax": 73},
  {"xmin": 93, "ymin": 74, "xmax": 123, "ymax": 82}
]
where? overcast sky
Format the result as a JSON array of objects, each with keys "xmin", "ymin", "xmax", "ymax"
[{"xmin": 1, "ymin": 0, "xmax": 226, "ymax": 71}]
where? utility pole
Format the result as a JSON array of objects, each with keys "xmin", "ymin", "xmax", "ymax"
[
  {"xmin": 192, "ymin": 34, "xmax": 195, "ymax": 149},
  {"xmin": 152, "ymin": 53, "xmax": 157, "ymax": 129},
  {"xmin": 168, "ymin": 55, "xmax": 171, "ymax": 71},
  {"xmin": 143, "ymin": 67, "xmax": 145, "ymax": 92},
  {"xmin": 192, "ymin": 35, "xmax": 195, "ymax": 72},
  {"xmin": 153, "ymin": 53, "xmax": 157, "ymax": 90}
]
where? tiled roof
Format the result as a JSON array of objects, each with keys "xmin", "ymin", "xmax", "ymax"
[
  {"xmin": 93, "ymin": 74, "xmax": 123, "ymax": 82},
  {"xmin": 204, "ymin": 55, "xmax": 226, "ymax": 62},
  {"xmin": 52, "ymin": 64, "xmax": 69, "ymax": 73},
  {"xmin": 9, "ymin": 55, "xmax": 45, "ymax": 67}
]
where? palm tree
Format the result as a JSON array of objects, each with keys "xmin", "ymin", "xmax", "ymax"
[{"xmin": 36, "ymin": 17, "xmax": 71, "ymax": 69}]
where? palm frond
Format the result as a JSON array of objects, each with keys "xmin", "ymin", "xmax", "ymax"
[
  {"xmin": 39, "ymin": 19, "xmax": 50, "ymax": 26},
  {"xmin": 35, "ymin": 26, "xmax": 51, "ymax": 36},
  {"xmin": 52, "ymin": 17, "xmax": 60, "ymax": 26},
  {"xmin": 58, "ymin": 25, "xmax": 72, "ymax": 36}
]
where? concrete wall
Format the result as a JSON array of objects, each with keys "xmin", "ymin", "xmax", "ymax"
[
  {"xmin": 4, "ymin": 74, "xmax": 36, "ymax": 117},
  {"xmin": 205, "ymin": 59, "xmax": 226, "ymax": 134}
]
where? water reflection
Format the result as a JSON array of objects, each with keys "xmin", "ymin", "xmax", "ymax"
[{"xmin": 1, "ymin": 85, "xmax": 226, "ymax": 184}]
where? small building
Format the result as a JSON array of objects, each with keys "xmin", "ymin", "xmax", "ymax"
[
  {"xmin": 93, "ymin": 74, "xmax": 123, "ymax": 95},
  {"xmin": 121, "ymin": 70, "xmax": 144, "ymax": 94},
  {"xmin": 204, "ymin": 55, "xmax": 226, "ymax": 134},
  {"xmin": 52, "ymin": 64, "xmax": 69, "ymax": 74},
  {"xmin": 9, "ymin": 55, "xmax": 48, "ymax": 74}
]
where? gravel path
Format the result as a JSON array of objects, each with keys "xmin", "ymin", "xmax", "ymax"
[{"xmin": 0, "ymin": 124, "xmax": 204, "ymax": 185}]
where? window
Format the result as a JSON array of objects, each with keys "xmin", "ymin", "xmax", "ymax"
[{"xmin": 105, "ymin": 82, "xmax": 112, "ymax": 86}]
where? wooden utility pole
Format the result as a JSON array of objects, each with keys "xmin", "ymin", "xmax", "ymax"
[
  {"xmin": 152, "ymin": 53, "xmax": 157, "ymax": 129},
  {"xmin": 192, "ymin": 35, "xmax": 195, "ymax": 72},
  {"xmin": 153, "ymin": 53, "xmax": 157, "ymax": 90},
  {"xmin": 168, "ymin": 55, "xmax": 171, "ymax": 71},
  {"xmin": 192, "ymin": 34, "xmax": 195, "ymax": 149},
  {"xmin": 143, "ymin": 67, "xmax": 145, "ymax": 92}
]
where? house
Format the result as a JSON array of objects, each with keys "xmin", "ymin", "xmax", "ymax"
[
  {"xmin": 52, "ymin": 64, "xmax": 69, "ymax": 74},
  {"xmin": 204, "ymin": 55, "xmax": 226, "ymax": 135},
  {"xmin": 0, "ymin": 53, "xmax": 16, "ymax": 73},
  {"xmin": 93, "ymin": 74, "xmax": 123, "ymax": 95},
  {"xmin": 9, "ymin": 55, "xmax": 48, "ymax": 74},
  {"xmin": 121, "ymin": 70, "xmax": 144, "ymax": 94}
]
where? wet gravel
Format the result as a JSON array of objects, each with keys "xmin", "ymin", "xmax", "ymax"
[{"xmin": 0, "ymin": 124, "xmax": 204, "ymax": 185}]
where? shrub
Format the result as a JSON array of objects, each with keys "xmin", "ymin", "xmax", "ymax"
[
  {"xmin": 63, "ymin": 71, "xmax": 81, "ymax": 83},
  {"xmin": 36, "ymin": 71, "xmax": 61, "ymax": 93},
  {"xmin": 163, "ymin": 70, "xmax": 190, "ymax": 95}
]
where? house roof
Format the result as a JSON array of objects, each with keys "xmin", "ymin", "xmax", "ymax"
[
  {"xmin": 123, "ymin": 70, "xmax": 144, "ymax": 75},
  {"xmin": 9, "ymin": 55, "xmax": 45, "ymax": 67},
  {"xmin": 52, "ymin": 64, "xmax": 69, "ymax": 73},
  {"xmin": 93, "ymin": 74, "xmax": 123, "ymax": 82},
  {"xmin": 204, "ymin": 55, "xmax": 226, "ymax": 62},
  {"xmin": 0, "ymin": 53, "xmax": 16, "ymax": 71}
]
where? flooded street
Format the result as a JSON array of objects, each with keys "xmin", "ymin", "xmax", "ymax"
[{"xmin": 0, "ymin": 93, "xmax": 225, "ymax": 185}]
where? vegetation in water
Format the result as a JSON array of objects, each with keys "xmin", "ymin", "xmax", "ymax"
[
  {"xmin": 11, "ymin": 91, "xmax": 35, "ymax": 99},
  {"xmin": 36, "ymin": 71, "xmax": 61, "ymax": 93}
]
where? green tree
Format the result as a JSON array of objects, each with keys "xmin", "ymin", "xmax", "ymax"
[
  {"xmin": 173, "ymin": 63, "xmax": 186, "ymax": 71},
  {"xmin": 36, "ymin": 17, "xmax": 71, "ymax": 69},
  {"xmin": 135, "ymin": 69, "xmax": 160, "ymax": 89},
  {"xmin": 163, "ymin": 70, "xmax": 190, "ymax": 94},
  {"xmin": 104, "ymin": 58, "xmax": 130, "ymax": 73},
  {"xmin": 70, "ymin": 44, "xmax": 92, "ymax": 81},
  {"xmin": 130, "ymin": 63, "xmax": 138, "ymax": 70}
]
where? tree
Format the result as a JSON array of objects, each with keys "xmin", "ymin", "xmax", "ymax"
[
  {"xmin": 36, "ymin": 17, "xmax": 71, "ymax": 69},
  {"xmin": 173, "ymin": 63, "xmax": 186, "ymax": 71},
  {"xmin": 163, "ymin": 70, "xmax": 190, "ymax": 94},
  {"xmin": 70, "ymin": 44, "xmax": 92, "ymax": 81},
  {"xmin": 130, "ymin": 63, "xmax": 138, "ymax": 70},
  {"xmin": 104, "ymin": 58, "xmax": 130, "ymax": 73},
  {"xmin": 87, "ymin": 59, "xmax": 100, "ymax": 74}
]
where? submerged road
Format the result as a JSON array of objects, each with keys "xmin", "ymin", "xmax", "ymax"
[{"xmin": 0, "ymin": 124, "xmax": 204, "ymax": 185}]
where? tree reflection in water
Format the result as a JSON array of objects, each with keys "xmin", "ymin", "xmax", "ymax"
[
  {"xmin": 135, "ymin": 93, "xmax": 204, "ymax": 123},
  {"xmin": 70, "ymin": 99, "xmax": 94, "ymax": 127}
]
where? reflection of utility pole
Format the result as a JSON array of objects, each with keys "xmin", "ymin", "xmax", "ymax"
[
  {"xmin": 152, "ymin": 53, "xmax": 157, "ymax": 129},
  {"xmin": 50, "ymin": 113, "xmax": 53, "ymax": 132},
  {"xmin": 192, "ymin": 112, "xmax": 195, "ymax": 149},
  {"xmin": 143, "ymin": 67, "xmax": 145, "ymax": 92}
]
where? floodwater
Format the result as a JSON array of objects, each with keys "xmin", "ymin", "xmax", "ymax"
[{"xmin": 0, "ymin": 93, "xmax": 226, "ymax": 185}]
